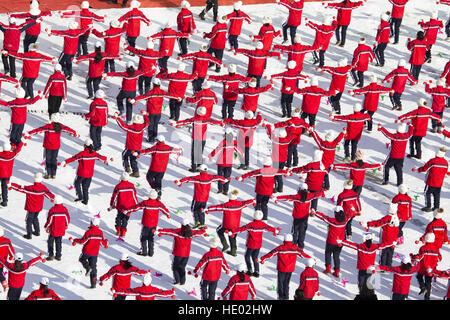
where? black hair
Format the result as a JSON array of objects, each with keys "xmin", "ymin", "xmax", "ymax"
[
  {"xmin": 364, "ymin": 239, "xmax": 373, "ymax": 248},
  {"xmin": 53, "ymin": 121, "xmax": 62, "ymax": 133},
  {"xmin": 42, "ymin": 284, "xmax": 49, "ymax": 296},
  {"xmin": 121, "ymin": 259, "xmax": 132, "ymax": 270},
  {"xmin": 126, "ymin": 65, "xmax": 135, "ymax": 76},
  {"xmin": 297, "ymin": 188, "xmax": 308, "ymax": 202},
  {"xmin": 85, "ymin": 144, "xmax": 95, "ymax": 153},
  {"xmin": 335, "ymin": 210, "xmax": 346, "ymax": 222},
  {"xmin": 293, "ymin": 288, "xmax": 305, "ymax": 300},
  {"xmin": 225, "ymin": 133, "xmax": 234, "ymax": 144},
  {"xmin": 402, "ymin": 262, "xmax": 412, "ymax": 272},
  {"xmin": 181, "ymin": 224, "xmax": 193, "ymax": 238},
  {"xmin": 14, "ymin": 260, "xmax": 24, "ymax": 272},
  {"xmin": 94, "ymin": 46, "xmax": 102, "ymax": 64},
  {"xmin": 238, "ymin": 271, "xmax": 246, "ymax": 282},
  {"xmin": 356, "ymin": 159, "xmax": 364, "ymax": 167},
  {"xmin": 417, "ymin": 31, "xmax": 425, "ymax": 41}
]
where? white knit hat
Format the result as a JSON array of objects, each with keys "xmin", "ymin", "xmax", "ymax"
[
  {"xmin": 354, "ymin": 103, "xmax": 362, "ymax": 112},
  {"xmin": 50, "ymin": 112, "xmax": 60, "ymax": 123},
  {"xmin": 263, "ymin": 157, "xmax": 272, "ymax": 166},
  {"xmin": 84, "ymin": 138, "xmax": 93, "ymax": 146},
  {"xmin": 9, "ymin": 17, "xmax": 17, "ymax": 24},
  {"xmin": 262, "ymin": 16, "xmax": 272, "ymax": 24},
  {"xmin": 126, "ymin": 61, "xmax": 135, "ymax": 69},
  {"xmin": 418, "ymin": 98, "xmax": 428, "ymax": 107},
  {"xmin": 369, "ymin": 74, "xmax": 377, "ymax": 83},
  {"xmin": 398, "ymin": 59, "xmax": 406, "ymax": 67},
  {"xmin": 436, "ymin": 146, "xmax": 446, "ymax": 158},
  {"xmin": 228, "ymin": 64, "xmax": 237, "ymax": 73},
  {"xmin": 254, "ymin": 210, "xmax": 264, "ymax": 220},
  {"xmin": 293, "ymin": 35, "xmax": 301, "ymax": 44},
  {"xmin": 143, "ymin": 273, "xmax": 152, "ymax": 286},
  {"xmin": 323, "ymin": 16, "xmax": 333, "ymax": 25},
  {"xmin": 325, "ymin": 131, "xmax": 334, "ymax": 142},
  {"xmin": 425, "ymin": 232, "xmax": 435, "ymax": 243},
  {"xmin": 248, "ymin": 78, "xmax": 257, "ymax": 88},
  {"xmin": 256, "ymin": 41, "xmax": 264, "ymax": 50},
  {"xmin": 130, "ymin": 0, "xmax": 141, "ymax": 8},
  {"xmin": 54, "ymin": 64, "xmax": 62, "ymax": 72},
  {"xmin": 198, "ymin": 164, "xmax": 208, "ymax": 171},
  {"xmin": 338, "ymin": 58, "xmax": 348, "ymax": 67},
  {"xmin": 245, "ymin": 110, "xmax": 254, "ymax": 119},
  {"xmin": 431, "ymin": 11, "xmax": 438, "ymax": 19},
  {"xmin": 434, "ymin": 208, "xmax": 444, "ymax": 219},
  {"xmin": 388, "ymin": 203, "xmax": 398, "ymax": 214},
  {"xmin": 363, "ymin": 232, "xmax": 373, "ymax": 242},
  {"xmin": 284, "ymin": 233, "xmax": 293, "ymax": 242},
  {"xmin": 54, "ymin": 195, "xmax": 63, "ymax": 204},
  {"xmin": 16, "ymin": 87, "xmax": 26, "ymax": 99},
  {"xmin": 401, "ymin": 255, "xmax": 411, "ymax": 264},
  {"xmin": 182, "ymin": 217, "xmax": 191, "ymax": 226},
  {"xmin": 397, "ymin": 122, "xmax": 407, "ymax": 134},
  {"xmin": 209, "ymin": 237, "xmax": 220, "ymax": 248},
  {"xmin": 2, "ymin": 142, "xmax": 11, "ymax": 152},
  {"xmin": 313, "ymin": 149, "xmax": 323, "ymax": 162},
  {"xmin": 40, "ymin": 277, "xmax": 49, "ymax": 286},
  {"xmin": 95, "ymin": 89, "xmax": 105, "ymax": 99},
  {"xmin": 120, "ymin": 253, "xmax": 129, "ymax": 261},
  {"xmin": 147, "ymin": 41, "xmax": 154, "ymax": 50},
  {"xmin": 398, "ymin": 184, "xmax": 408, "ymax": 194},
  {"xmin": 343, "ymin": 180, "xmax": 353, "ymax": 190},
  {"xmin": 381, "ymin": 13, "xmax": 389, "ymax": 21},
  {"xmin": 132, "ymin": 114, "xmax": 144, "ymax": 124},
  {"xmin": 152, "ymin": 78, "xmax": 161, "ymax": 86},
  {"xmin": 229, "ymin": 190, "xmax": 238, "ymax": 200},
  {"xmin": 300, "ymin": 182, "xmax": 308, "ymax": 190},
  {"xmin": 287, "ymin": 60, "xmax": 297, "ymax": 70},
  {"xmin": 181, "ymin": 0, "xmax": 191, "ymax": 9},
  {"xmin": 196, "ymin": 106, "xmax": 207, "ymax": 116},
  {"xmin": 30, "ymin": 0, "xmax": 40, "ymax": 9},
  {"xmin": 111, "ymin": 20, "xmax": 121, "ymax": 28},
  {"xmin": 238, "ymin": 263, "xmax": 247, "ymax": 272},
  {"xmin": 15, "ymin": 253, "xmax": 23, "ymax": 261},
  {"xmin": 156, "ymin": 134, "xmax": 165, "ymax": 142},
  {"xmin": 91, "ymin": 217, "xmax": 100, "ymax": 226},
  {"xmin": 177, "ymin": 63, "xmax": 186, "ymax": 72},
  {"xmin": 233, "ymin": 1, "xmax": 242, "ymax": 10},
  {"xmin": 217, "ymin": 15, "xmax": 226, "ymax": 24},
  {"xmin": 310, "ymin": 76, "xmax": 318, "ymax": 87},
  {"xmin": 120, "ymin": 172, "xmax": 129, "ymax": 181},
  {"xmin": 34, "ymin": 172, "xmax": 43, "ymax": 183},
  {"xmin": 29, "ymin": 7, "xmax": 41, "ymax": 16},
  {"xmin": 149, "ymin": 189, "xmax": 158, "ymax": 200},
  {"xmin": 81, "ymin": 1, "xmax": 90, "ymax": 9},
  {"xmin": 69, "ymin": 21, "xmax": 79, "ymax": 30},
  {"xmin": 306, "ymin": 258, "xmax": 316, "ymax": 268},
  {"xmin": 359, "ymin": 37, "xmax": 366, "ymax": 44},
  {"xmin": 202, "ymin": 81, "xmax": 211, "ymax": 89}
]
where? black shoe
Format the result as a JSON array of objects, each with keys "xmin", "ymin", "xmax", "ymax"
[
  {"xmin": 66, "ymin": 75, "xmax": 72, "ymax": 81},
  {"xmin": 23, "ymin": 234, "xmax": 32, "ymax": 239},
  {"xmin": 419, "ymin": 286, "xmax": 427, "ymax": 296},
  {"xmin": 46, "ymin": 256, "xmax": 54, "ymax": 261},
  {"xmin": 253, "ymin": 272, "xmax": 259, "ymax": 278},
  {"xmin": 32, "ymin": 231, "xmax": 40, "ymax": 236},
  {"xmin": 199, "ymin": 11, "xmax": 205, "ymax": 20},
  {"xmin": 90, "ymin": 284, "xmax": 96, "ymax": 289},
  {"xmin": 406, "ymin": 154, "xmax": 415, "ymax": 158},
  {"xmin": 421, "ymin": 207, "xmax": 433, "ymax": 212},
  {"xmin": 148, "ymin": 252, "xmax": 154, "ymax": 257},
  {"xmin": 74, "ymin": 198, "xmax": 82, "ymax": 202},
  {"xmin": 189, "ymin": 167, "xmax": 197, "ymax": 173},
  {"xmin": 381, "ymin": 181, "xmax": 388, "ymax": 185},
  {"xmin": 55, "ymin": 256, "xmax": 61, "ymax": 261},
  {"xmin": 82, "ymin": 200, "xmax": 88, "ymax": 205},
  {"xmin": 180, "ymin": 280, "xmax": 185, "ymax": 285},
  {"xmin": 173, "ymin": 281, "xmax": 180, "ymax": 285},
  {"xmin": 215, "ymin": 67, "xmax": 221, "ymax": 73},
  {"xmin": 87, "ymin": 95, "xmax": 94, "ymax": 100},
  {"xmin": 237, "ymin": 164, "xmax": 246, "ymax": 170},
  {"xmin": 0, "ymin": 202, "xmax": 7, "ymax": 207},
  {"xmin": 137, "ymin": 251, "xmax": 148, "ymax": 256},
  {"xmin": 246, "ymin": 271, "xmax": 253, "ymax": 277}
]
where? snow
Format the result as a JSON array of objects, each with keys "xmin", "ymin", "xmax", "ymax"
[{"xmin": 0, "ymin": 0, "xmax": 449, "ymax": 300}]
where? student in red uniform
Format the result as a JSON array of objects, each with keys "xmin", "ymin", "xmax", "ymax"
[
  {"xmin": 118, "ymin": 0, "xmax": 151, "ymax": 49},
  {"xmin": 0, "ymin": 141, "xmax": 23, "ymax": 206},
  {"xmin": 84, "ymin": 89, "xmax": 109, "ymax": 151},
  {"xmin": 276, "ymin": 0, "xmax": 304, "ymax": 45},
  {"xmin": 205, "ymin": 189, "xmax": 254, "ymax": 256},
  {"xmin": 350, "ymin": 38, "xmax": 375, "ymax": 88},
  {"xmin": 310, "ymin": 127, "xmax": 345, "ymax": 170},
  {"xmin": 113, "ymin": 273, "xmax": 176, "ymax": 300},
  {"xmin": 26, "ymin": 112, "xmax": 78, "ymax": 179},
  {"xmin": 336, "ymin": 180, "xmax": 362, "ymax": 240},
  {"xmin": 391, "ymin": 184, "xmax": 412, "ymax": 244},
  {"xmin": 320, "ymin": 58, "xmax": 352, "ymax": 114},
  {"xmin": 399, "ymin": 98, "xmax": 440, "ymax": 159},
  {"xmin": 221, "ymin": 263, "xmax": 257, "ymax": 300},
  {"xmin": 383, "ymin": 59, "xmax": 417, "ymax": 111},
  {"xmin": 425, "ymin": 78, "xmax": 450, "ymax": 133},
  {"xmin": 25, "ymin": 277, "xmax": 61, "ymax": 300},
  {"xmin": 0, "ymin": 252, "xmax": 45, "ymax": 300},
  {"xmin": 0, "ymin": 227, "xmax": 15, "ymax": 292},
  {"xmin": 419, "ymin": 11, "xmax": 444, "ymax": 63},
  {"xmin": 297, "ymin": 258, "xmax": 319, "ymax": 300},
  {"xmin": 388, "ymin": 0, "xmax": 410, "ymax": 44},
  {"xmin": 109, "ymin": 172, "xmax": 138, "ymax": 238},
  {"xmin": 59, "ymin": 139, "xmax": 108, "ymax": 205},
  {"xmin": 418, "ymin": 208, "xmax": 449, "ymax": 249},
  {"xmin": 138, "ymin": 135, "xmax": 182, "ymax": 197},
  {"xmin": 43, "ymin": 195, "xmax": 70, "ymax": 261},
  {"xmin": 373, "ymin": 13, "xmax": 391, "ymax": 67},
  {"xmin": 413, "ymin": 147, "xmax": 448, "ymax": 212},
  {"xmin": 10, "ymin": 172, "xmax": 55, "ymax": 239},
  {"xmin": 43, "ymin": 64, "xmax": 67, "ymax": 118},
  {"xmin": 325, "ymin": 0, "xmax": 364, "ymax": 47},
  {"xmin": 275, "ymin": 182, "xmax": 323, "ymax": 249},
  {"xmin": 251, "ymin": 16, "xmax": 281, "ymax": 51},
  {"xmin": 260, "ymin": 233, "xmax": 311, "ymax": 300},
  {"xmin": 158, "ymin": 218, "xmax": 207, "ymax": 285},
  {"xmin": 124, "ymin": 189, "xmax": 170, "ymax": 256},
  {"xmin": 193, "ymin": 237, "xmax": 231, "ymax": 300},
  {"xmin": 433, "ymin": 267, "xmax": 450, "ymax": 300},
  {"xmin": 203, "ymin": 16, "xmax": 228, "ymax": 72},
  {"xmin": 274, "ymin": 35, "xmax": 315, "ymax": 74},
  {"xmin": 71, "ymin": 218, "xmax": 109, "ymax": 289},
  {"xmin": 99, "ymin": 254, "xmax": 147, "ymax": 300},
  {"xmin": 231, "ymin": 210, "xmax": 279, "ymax": 277},
  {"xmin": 307, "ymin": 16, "xmax": 338, "ymax": 68},
  {"xmin": 233, "ymin": 78, "xmax": 272, "ymax": 112},
  {"xmin": 92, "ymin": 20, "xmax": 127, "ymax": 73},
  {"xmin": 177, "ymin": 1, "xmax": 196, "ymax": 55},
  {"xmin": 225, "ymin": 1, "xmax": 252, "ymax": 50},
  {"xmin": 186, "ymin": 81, "xmax": 218, "ymax": 118},
  {"xmin": 175, "ymin": 165, "xmax": 228, "ymax": 228},
  {"xmin": 115, "ymin": 113, "xmax": 149, "ymax": 178},
  {"xmin": 407, "ymin": 31, "xmax": 429, "ymax": 80}
]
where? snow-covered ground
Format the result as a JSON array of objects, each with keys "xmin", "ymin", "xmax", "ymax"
[{"xmin": 0, "ymin": 0, "xmax": 449, "ymax": 300}]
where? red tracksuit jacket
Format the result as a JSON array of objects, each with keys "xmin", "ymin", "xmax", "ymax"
[
  {"xmin": 25, "ymin": 285, "xmax": 61, "ymax": 300},
  {"xmin": 61, "ymin": 8, "xmax": 104, "ymax": 37},
  {"xmin": 175, "ymin": 115, "xmax": 223, "ymax": 141},
  {"xmin": 125, "ymin": 199, "xmax": 170, "ymax": 228},
  {"xmin": 204, "ymin": 22, "xmax": 228, "ymax": 50},
  {"xmin": 222, "ymin": 272, "xmax": 256, "ymax": 300},
  {"xmin": 116, "ymin": 285, "xmax": 175, "ymax": 300},
  {"xmin": 209, "ymin": 73, "xmax": 251, "ymax": 101},
  {"xmin": 0, "ymin": 96, "xmax": 41, "ymax": 124},
  {"xmin": 376, "ymin": 20, "xmax": 391, "ymax": 44},
  {"xmin": 407, "ymin": 38, "xmax": 429, "ymax": 66},
  {"xmin": 157, "ymin": 70, "xmax": 197, "ymax": 98},
  {"xmin": 126, "ymin": 46, "xmax": 162, "ymax": 77},
  {"xmin": 321, "ymin": 65, "xmax": 352, "ymax": 93},
  {"xmin": 73, "ymin": 225, "xmax": 108, "ymax": 256},
  {"xmin": 274, "ymin": 117, "xmax": 309, "ymax": 145},
  {"xmin": 28, "ymin": 122, "xmax": 77, "ymax": 150},
  {"xmin": 44, "ymin": 204, "xmax": 70, "ymax": 237},
  {"xmin": 378, "ymin": 263, "xmax": 420, "ymax": 295},
  {"xmin": 352, "ymin": 44, "xmax": 375, "ymax": 72},
  {"xmin": 109, "ymin": 180, "xmax": 138, "ymax": 212},
  {"xmin": 43, "ymin": 71, "xmax": 67, "ymax": 99},
  {"xmin": 240, "ymin": 165, "xmax": 287, "ymax": 196},
  {"xmin": 10, "ymin": 11, "xmax": 51, "ymax": 37},
  {"xmin": 341, "ymin": 240, "xmax": 387, "ymax": 271},
  {"xmin": 0, "ymin": 255, "xmax": 44, "ymax": 288},
  {"xmin": 10, "ymin": 182, "xmax": 54, "ymax": 212},
  {"xmin": 135, "ymin": 87, "xmax": 176, "ymax": 114},
  {"xmin": 274, "ymin": 43, "xmax": 315, "ymax": 73},
  {"xmin": 266, "ymin": 125, "xmax": 293, "ymax": 163},
  {"xmin": 326, "ymin": 0, "xmax": 364, "ymax": 26},
  {"xmin": 379, "ymin": 125, "xmax": 413, "ymax": 159},
  {"xmin": 425, "ymin": 83, "xmax": 450, "ymax": 113},
  {"xmin": 270, "ymin": 69, "xmax": 308, "ymax": 95},
  {"xmin": 233, "ymin": 219, "xmax": 278, "ymax": 249},
  {"xmin": 411, "ymin": 243, "xmax": 442, "ymax": 275},
  {"xmin": 158, "ymin": 227, "xmax": 206, "ymax": 257},
  {"xmin": 434, "ymin": 269, "xmax": 450, "ymax": 299},
  {"xmin": 392, "ymin": 193, "xmax": 412, "ymax": 222},
  {"xmin": 276, "ymin": 191, "xmax": 324, "ymax": 219},
  {"xmin": 92, "ymin": 25, "xmax": 127, "ymax": 57},
  {"xmin": 398, "ymin": 106, "xmax": 440, "ymax": 137},
  {"xmin": 0, "ymin": 21, "xmax": 36, "ymax": 52},
  {"xmin": 418, "ymin": 156, "xmax": 449, "ymax": 188},
  {"xmin": 333, "ymin": 161, "xmax": 382, "ymax": 186},
  {"xmin": 235, "ymin": 84, "xmax": 273, "ymax": 112},
  {"xmin": 291, "ymin": 161, "xmax": 327, "ymax": 192},
  {"xmin": 419, "ymin": 218, "xmax": 448, "ymax": 249},
  {"xmin": 178, "ymin": 171, "xmax": 227, "ymax": 203},
  {"xmin": 298, "ymin": 267, "xmax": 319, "ymax": 298},
  {"xmin": 193, "ymin": 248, "xmax": 230, "ymax": 281},
  {"xmin": 0, "ymin": 236, "xmax": 15, "ymax": 261},
  {"xmin": 333, "ymin": 111, "xmax": 371, "ymax": 141},
  {"xmin": 441, "ymin": 61, "xmax": 450, "ymax": 87},
  {"xmin": 99, "ymin": 262, "xmax": 147, "ymax": 291},
  {"xmin": 76, "ymin": 52, "xmax": 112, "ymax": 78},
  {"xmin": 118, "ymin": 8, "xmax": 151, "ymax": 38},
  {"xmin": 206, "ymin": 199, "xmax": 254, "ymax": 230},
  {"xmin": 351, "ymin": 82, "xmax": 393, "ymax": 112},
  {"xmin": 253, "ymin": 24, "xmax": 280, "ymax": 51},
  {"xmin": 8, "ymin": 51, "xmax": 54, "ymax": 79},
  {"xmin": 177, "ymin": 8, "xmax": 196, "ymax": 34},
  {"xmin": 226, "ymin": 10, "xmax": 252, "ymax": 36},
  {"xmin": 419, "ymin": 18, "xmax": 444, "ymax": 45},
  {"xmin": 140, "ymin": 142, "xmax": 182, "ymax": 173},
  {"xmin": 383, "ymin": 66, "xmax": 416, "ymax": 93},
  {"xmin": 116, "ymin": 116, "xmax": 149, "ymax": 151},
  {"xmin": 64, "ymin": 147, "xmax": 107, "ymax": 178},
  {"xmin": 311, "ymin": 130, "xmax": 345, "ymax": 169},
  {"xmin": 85, "ymin": 98, "xmax": 108, "ymax": 127},
  {"xmin": 150, "ymin": 28, "xmax": 188, "ymax": 57},
  {"xmin": 181, "ymin": 51, "xmax": 222, "ymax": 78},
  {"xmin": 336, "ymin": 189, "xmax": 361, "ymax": 217},
  {"xmin": 260, "ymin": 240, "xmax": 311, "ymax": 273},
  {"xmin": 50, "ymin": 27, "xmax": 90, "ymax": 55},
  {"xmin": 0, "ymin": 143, "xmax": 22, "ymax": 178},
  {"xmin": 107, "ymin": 69, "xmax": 148, "ymax": 92},
  {"xmin": 186, "ymin": 88, "xmax": 218, "ymax": 118},
  {"xmin": 224, "ymin": 114, "xmax": 262, "ymax": 148},
  {"xmin": 307, "ymin": 20, "xmax": 338, "ymax": 51},
  {"xmin": 209, "ymin": 138, "xmax": 244, "ymax": 167},
  {"xmin": 235, "ymin": 48, "xmax": 280, "ymax": 76},
  {"xmin": 279, "ymin": 0, "xmax": 304, "ymax": 27},
  {"xmin": 295, "ymin": 85, "xmax": 332, "ymax": 115},
  {"xmin": 389, "ymin": 0, "xmax": 409, "ymax": 19},
  {"xmin": 315, "ymin": 211, "xmax": 352, "ymax": 245},
  {"xmin": 367, "ymin": 215, "xmax": 399, "ymax": 246}
]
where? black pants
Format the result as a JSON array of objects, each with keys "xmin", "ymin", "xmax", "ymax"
[
  {"xmin": 358, "ymin": 269, "xmax": 371, "ymax": 290},
  {"xmin": 77, "ymin": 35, "xmax": 89, "ymax": 56},
  {"xmin": 203, "ymin": 0, "xmax": 218, "ymax": 21},
  {"xmin": 115, "ymin": 210, "xmax": 130, "ymax": 229},
  {"xmin": 312, "ymin": 50, "xmax": 325, "ymax": 68},
  {"xmin": 277, "ymin": 271, "xmax": 292, "ymax": 300},
  {"xmin": 292, "ymin": 217, "xmax": 308, "ymax": 249},
  {"xmin": 192, "ymin": 77, "xmax": 205, "ymax": 93},
  {"xmin": 146, "ymin": 170, "xmax": 165, "ymax": 193},
  {"xmin": 74, "ymin": 176, "xmax": 92, "ymax": 203},
  {"xmin": 281, "ymin": 93, "xmax": 293, "ymax": 117},
  {"xmin": 256, "ymin": 194, "xmax": 271, "ymax": 220},
  {"xmin": 59, "ymin": 54, "xmax": 74, "ymax": 78},
  {"xmin": 431, "ymin": 111, "xmax": 443, "ymax": 130},
  {"xmin": 200, "ymin": 279, "xmax": 218, "ymax": 300},
  {"xmin": 87, "ymin": 77, "xmax": 101, "ymax": 98},
  {"xmin": 116, "ymin": 90, "xmax": 136, "ymax": 122},
  {"xmin": 126, "ymin": 36, "xmax": 137, "ymax": 48},
  {"xmin": 245, "ymin": 248, "xmax": 260, "ymax": 273},
  {"xmin": 169, "ymin": 98, "xmax": 183, "ymax": 121},
  {"xmin": 300, "ymin": 112, "xmax": 316, "ymax": 127},
  {"xmin": 425, "ymin": 185, "xmax": 441, "ymax": 210},
  {"xmin": 389, "ymin": 92, "xmax": 402, "ymax": 108},
  {"xmin": 21, "ymin": 77, "xmax": 36, "ymax": 98},
  {"xmin": 282, "ymin": 22, "xmax": 297, "ymax": 44},
  {"xmin": 45, "ymin": 148, "xmax": 59, "ymax": 176},
  {"xmin": 410, "ymin": 64, "xmax": 422, "ymax": 81},
  {"xmin": 228, "ymin": 35, "xmax": 239, "ymax": 50},
  {"xmin": 309, "ymin": 189, "xmax": 320, "ymax": 211},
  {"xmin": 374, "ymin": 43, "xmax": 388, "ymax": 66},
  {"xmin": 345, "ymin": 217, "xmax": 354, "ymax": 237},
  {"xmin": 362, "ymin": 109, "xmax": 375, "ymax": 131},
  {"xmin": 222, "ymin": 100, "xmax": 236, "ymax": 119},
  {"xmin": 287, "ymin": 144, "xmax": 298, "ymax": 167},
  {"xmin": 23, "ymin": 34, "xmax": 38, "ymax": 53},
  {"xmin": 191, "ymin": 139, "xmax": 206, "ymax": 170},
  {"xmin": 383, "ymin": 157, "xmax": 404, "ymax": 185},
  {"xmin": 329, "ymin": 92, "xmax": 343, "ymax": 114},
  {"xmin": 178, "ymin": 38, "xmax": 188, "ymax": 56},
  {"xmin": 104, "ymin": 59, "xmax": 115, "ymax": 73},
  {"xmin": 335, "ymin": 25, "xmax": 348, "ymax": 46},
  {"xmin": 217, "ymin": 226, "xmax": 236, "ymax": 250},
  {"xmin": 409, "ymin": 135, "xmax": 422, "ymax": 157},
  {"xmin": 398, "ymin": 221, "xmax": 406, "ymax": 238},
  {"xmin": 25, "ymin": 211, "xmax": 40, "ymax": 235},
  {"xmin": 7, "ymin": 286, "xmax": 23, "ymax": 300},
  {"xmin": 90, "ymin": 125, "xmax": 103, "ymax": 151},
  {"xmin": 0, "ymin": 266, "xmax": 4, "ymax": 282},
  {"xmin": 138, "ymin": 75, "xmax": 152, "ymax": 95},
  {"xmin": 325, "ymin": 242, "xmax": 342, "ymax": 269},
  {"xmin": 191, "ymin": 200, "xmax": 207, "ymax": 225},
  {"xmin": 239, "ymin": 144, "xmax": 250, "ymax": 167},
  {"xmin": 389, "ymin": 18, "xmax": 402, "ymax": 43},
  {"xmin": 344, "ymin": 139, "xmax": 358, "ymax": 160},
  {"xmin": 208, "ymin": 47, "xmax": 224, "ymax": 65},
  {"xmin": 392, "ymin": 293, "xmax": 408, "ymax": 300},
  {"xmin": 158, "ymin": 56, "xmax": 169, "ymax": 72},
  {"xmin": 140, "ymin": 226, "xmax": 156, "ymax": 256},
  {"xmin": 217, "ymin": 166, "xmax": 232, "ymax": 193},
  {"xmin": 48, "ymin": 95, "xmax": 63, "ymax": 117},
  {"xmin": 352, "ymin": 185, "xmax": 363, "ymax": 197},
  {"xmin": 148, "ymin": 113, "xmax": 161, "ymax": 142},
  {"xmin": 416, "ymin": 273, "xmax": 433, "ymax": 300},
  {"xmin": 380, "ymin": 246, "xmax": 394, "ymax": 267},
  {"xmin": 351, "ymin": 70, "xmax": 364, "ymax": 87},
  {"xmin": 79, "ymin": 253, "xmax": 98, "ymax": 286},
  {"xmin": 2, "ymin": 54, "xmax": 16, "ymax": 78},
  {"xmin": 425, "ymin": 44, "xmax": 433, "ymax": 62},
  {"xmin": 172, "ymin": 255, "xmax": 189, "ymax": 284},
  {"xmin": 122, "ymin": 149, "xmax": 139, "ymax": 173},
  {"xmin": 446, "ymin": 18, "xmax": 450, "ymax": 38},
  {"xmin": 48, "ymin": 235, "xmax": 62, "ymax": 258},
  {"xmin": 0, "ymin": 178, "xmax": 9, "ymax": 203},
  {"xmin": 10, "ymin": 123, "xmax": 24, "ymax": 145},
  {"xmin": 273, "ymin": 161, "xmax": 285, "ymax": 192}
]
